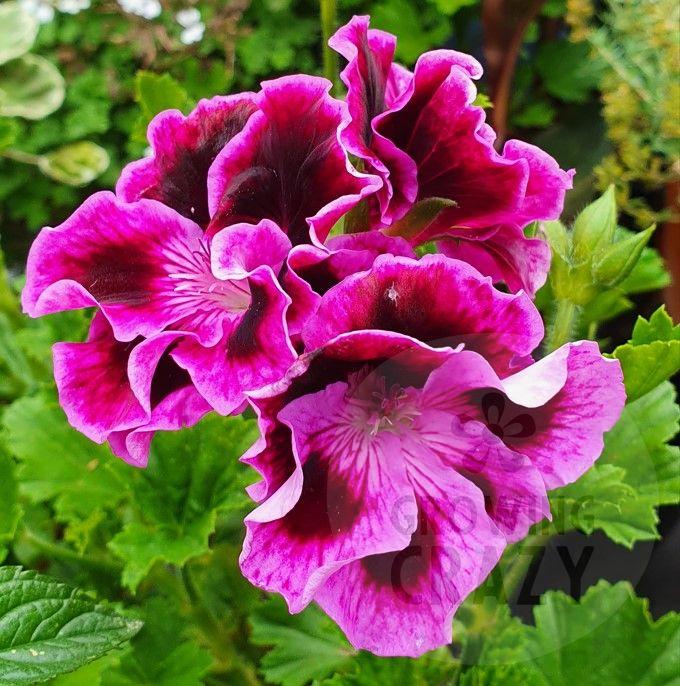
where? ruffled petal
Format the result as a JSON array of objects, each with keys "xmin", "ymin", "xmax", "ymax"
[
  {"xmin": 491, "ymin": 341, "xmax": 625, "ymax": 489},
  {"xmin": 416, "ymin": 344, "xmax": 626, "ymax": 490},
  {"xmin": 117, "ymin": 94, "xmax": 257, "ymax": 227},
  {"xmin": 284, "ymin": 231, "xmax": 415, "ymax": 334},
  {"xmin": 438, "ymin": 224, "xmax": 552, "ymax": 296},
  {"xmin": 314, "ymin": 460, "xmax": 505, "ymax": 656},
  {"xmin": 502, "ymin": 139, "xmax": 575, "ymax": 225},
  {"xmin": 23, "ymin": 193, "xmax": 210, "ymax": 341},
  {"xmin": 52, "ymin": 313, "xmax": 147, "ymax": 443},
  {"xmin": 108, "ymin": 385, "xmax": 211, "ymax": 467},
  {"xmin": 240, "ymin": 381, "xmax": 418, "ymax": 612},
  {"xmin": 171, "ymin": 267, "xmax": 296, "ymax": 414},
  {"xmin": 302, "ymin": 254, "xmax": 543, "ymax": 375},
  {"xmin": 329, "ymin": 15, "xmax": 417, "ymax": 223},
  {"xmin": 207, "ymin": 75, "xmax": 380, "ymax": 245}
]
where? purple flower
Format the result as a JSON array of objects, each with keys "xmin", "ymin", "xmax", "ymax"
[
  {"xmin": 53, "ymin": 313, "xmax": 211, "ymax": 466},
  {"xmin": 238, "ymin": 255, "xmax": 625, "ymax": 656},
  {"xmin": 117, "ymin": 93, "xmax": 258, "ymax": 228},
  {"xmin": 22, "ymin": 193, "xmax": 296, "ymax": 460},
  {"xmin": 206, "ymin": 75, "xmax": 381, "ymax": 246},
  {"xmin": 330, "ymin": 15, "xmax": 574, "ymax": 295},
  {"xmin": 284, "ymin": 230, "xmax": 415, "ymax": 335}
]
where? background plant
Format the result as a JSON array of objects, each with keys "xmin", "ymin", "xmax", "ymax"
[{"xmin": 0, "ymin": 1, "xmax": 678, "ymax": 684}]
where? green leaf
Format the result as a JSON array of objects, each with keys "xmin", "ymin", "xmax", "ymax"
[
  {"xmin": 250, "ymin": 596, "xmax": 355, "ymax": 686},
  {"xmin": 48, "ymin": 654, "xmax": 120, "ymax": 686},
  {"xmin": 38, "ymin": 142, "xmax": 110, "ymax": 186},
  {"xmin": 548, "ymin": 464, "xmax": 640, "ymax": 544},
  {"xmin": 1, "ymin": 394, "xmax": 131, "ymax": 526},
  {"xmin": 132, "ymin": 71, "xmax": 189, "ymax": 143},
  {"xmin": 0, "ymin": 119, "xmax": 19, "ymax": 151},
  {"xmin": 535, "ymin": 40, "xmax": 604, "ymax": 103},
  {"xmin": 526, "ymin": 583, "xmax": 678, "ymax": 685},
  {"xmin": 0, "ymin": 567, "xmax": 141, "ymax": 685},
  {"xmin": 600, "ymin": 381, "xmax": 680, "ymax": 507},
  {"xmin": 572, "ymin": 185, "xmax": 617, "ymax": 262},
  {"xmin": 0, "ymin": 54, "xmax": 65, "ymax": 120},
  {"xmin": 612, "ymin": 307, "xmax": 680, "ymax": 401},
  {"xmin": 321, "ymin": 649, "xmax": 455, "ymax": 685},
  {"xmin": 476, "ymin": 582, "xmax": 679, "ymax": 686},
  {"xmin": 101, "ymin": 598, "xmax": 212, "ymax": 686},
  {"xmin": 0, "ymin": 2, "xmax": 38, "ymax": 66},
  {"xmin": 592, "ymin": 224, "xmax": 656, "ymax": 287},
  {"xmin": 512, "ymin": 100, "xmax": 556, "ymax": 129},
  {"xmin": 549, "ymin": 380, "xmax": 679, "ymax": 547},
  {"xmin": 631, "ymin": 306, "xmax": 680, "ymax": 344},
  {"xmin": 372, "ymin": 0, "xmax": 450, "ymax": 63},
  {"xmin": 0, "ymin": 452, "xmax": 21, "ymax": 562},
  {"xmin": 108, "ymin": 414, "xmax": 258, "ymax": 591},
  {"xmin": 431, "ymin": 0, "xmax": 478, "ymax": 16}
]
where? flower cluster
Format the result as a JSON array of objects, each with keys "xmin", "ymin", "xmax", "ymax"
[{"xmin": 23, "ymin": 16, "xmax": 624, "ymax": 656}]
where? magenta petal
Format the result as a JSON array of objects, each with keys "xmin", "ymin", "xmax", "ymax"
[
  {"xmin": 314, "ymin": 465, "xmax": 505, "ymax": 657},
  {"xmin": 207, "ymin": 75, "xmax": 380, "ymax": 245},
  {"xmin": 240, "ymin": 381, "xmax": 418, "ymax": 613},
  {"xmin": 438, "ymin": 224, "xmax": 552, "ymax": 296},
  {"xmin": 496, "ymin": 341, "xmax": 625, "ymax": 489},
  {"xmin": 416, "ymin": 361, "xmax": 550, "ymax": 540},
  {"xmin": 210, "ymin": 219, "xmax": 292, "ymax": 280},
  {"xmin": 108, "ymin": 385, "xmax": 211, "ymax": 468},
  {"xmin": 171, "ymin": 267, "xmax": 295, "ymax": 415},
  {"xmin": 52, "ymin": 313, "xmax": 147, "ymax": 443},
  {"xmin": 116, "ymin": 94, "xmax": 257, "ymax": 227},
  {"xmin": 329, "ymin": 15, "xmax": 417, "ymax": 224},
  {"xmin": 22, "ymin": 192, "xmax": 210, "ymax": 341},
  {"xmin": 303, "ymin": 254, "xmax": 543, "ymax": 375},
  {"xmin": 241, "ymin": 394, "xmax": 298, "ymax": 504},
  {"xmin": 284, "ymin": 231, "xmax": 415, "ymax": 334},
  {"xmin": 502, "ymin": 139, "xmax": 575, "ymax": 224}
]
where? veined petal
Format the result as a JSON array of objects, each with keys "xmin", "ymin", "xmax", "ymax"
[
  {"xmin": 108, "ymin": 385, "xmax": 211, "ymax": 468},
  {"xmin": 410, "ymin": 408, "xmax": 550, "ymax": 542},
  {"xmin": 314, "ymin": 461, "xmax": 505, "ymax": 656},
  {"xmin": 284, "ymin": 231, "xmax": 415, "ymax": 334},
  {"xmin": 438, "ymin": 224, "xmax": 552, "ymax": 296},
  {"xmin": 52, "ymin": 313, "xmax": 148, "ymax": 443},
  {"xmin": 329, "ymin": 15, "xmax": 417, "ymax": 223},
  {"xmin": 116, "ymin": 94, "xmax": 257, "ymax": 227},
  {"xmin": 240, "ymin": 381, "xmax": 418, "ymax": 613},
  {"xmin": 207, "ymin": 75, "xmax": 381, "ymax": 245},
  {"xmin": 493, "ymin": 341, "xmax": 625, "ymax": 489},
  {"xmin": 302, "ymin": 254, "xmax": 543, "ymax": 375},
  {"xmin": 171, "ymin": 266, "xmax": 296, "ymax": 415},
  {"xmin": 418, "ymin": 344, "xmax": 626, "ymax": 491}
]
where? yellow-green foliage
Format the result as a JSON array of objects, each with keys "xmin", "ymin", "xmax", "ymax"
[{"xmin": 568, "ymin": 0, "xmax": 680, "ymax": 226}]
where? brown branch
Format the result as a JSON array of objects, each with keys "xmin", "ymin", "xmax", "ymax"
[{"xmin": 481, "ymin": 0, "xmax": 547, "ymax": 145}]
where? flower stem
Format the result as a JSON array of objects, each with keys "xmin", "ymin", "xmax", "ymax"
[
  {"xmin": 320, "ymin": 0, "xmax": 338, "ymax": 94},
  {"xmin": 20, "ymin": 524, "xmax": 123, "ymax": 575},
  {"xmin": 502, "ymin": 532, "xmax": 552, "ymax": 600},
  {"xmin": 545, "ymin": 299, "xmax": 581, "ymax": 353},
  {"xmin": 1, "ymin": 148, "xmax": 43, "ymax": 166}
]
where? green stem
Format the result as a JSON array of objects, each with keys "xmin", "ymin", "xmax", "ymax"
[
  {"xmin": 20, "ymin": 524, "xmax": 123, "ymax": 575},
  {"xmin": 320, "ymin": 0, "xmax": 338, "ymax": 94},
  {"xmin": 545, "ymin": 299, "xmax": 581, "ymax": 353},
  {"xmin": 2, "ymin": 149, "xmax": 43, "ymax": 166},
  {"xmin": 502, "ymin": 532, "xmax": 552, "ymax": 600}
]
